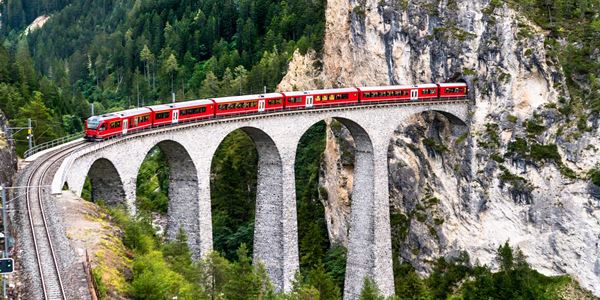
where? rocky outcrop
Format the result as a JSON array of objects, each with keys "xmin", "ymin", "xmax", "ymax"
[
  {"xmin": 279, "ymin": 0, "xmax": 600, "ymax": 296},
  {"xmin": 318, "ymin": 119, "xmax": 354, "ymax": 245},
  {"xmin": 0, "ymin": 109, "xmax": 17, "ymax": 186}
]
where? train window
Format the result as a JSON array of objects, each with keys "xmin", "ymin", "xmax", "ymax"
[
  {"xmin": 99, "ymin": 124, "xmax": 106, "ymax": 131},
  {"xmin": 135, "ymin": 114, "xmax": 150, "ymax": 124},
  {"xmin": 268, "ymin": 99, "xmax": 282, "ymax": 105},
  {"xmin": 329, "ymin": 95, "xmax": 335, "ymax": 100},
  {"xmin": 156, "ymin": 112, "xmax": 170, "ymax": 119},
  {"xmin": 445, "ymin": 87, "xmax": 465, "ymax": 93},
  {"xmin": 110, "ymin": 121, "xmax": 121, "ymax": 129},
  {"xmin": 288, "ymin": 97, "xmax": 302, "ymax": 103},
  {"xmin": 181, "ymin": 107, "xmax": 206, "ymax": 115},
  {"xmin": 422, "ymin": 89, "xmax": 436, "ymax": 95}
]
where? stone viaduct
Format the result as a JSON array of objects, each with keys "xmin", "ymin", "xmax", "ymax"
[{"xmin": 50, "ymin": 101, "xmax": 468, "ymax": 299}]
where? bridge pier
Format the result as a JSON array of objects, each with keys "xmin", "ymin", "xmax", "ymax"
[
  {"xmin": 246, "ymin": 127, "xmax": 300, "ymax": 292},
  {"xmin": 279, "ymin": 145, "xmax": 300, "ymax": 292},
  {"xmin": 370, "ymin": 139, "xmax": 395, "ymax": 297}
]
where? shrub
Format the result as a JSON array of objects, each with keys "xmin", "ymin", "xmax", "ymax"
[{"xmin": 590, "ymin": 167, "xmax": 600, "ymax": 186}]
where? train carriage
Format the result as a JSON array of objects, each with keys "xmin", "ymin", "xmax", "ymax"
[
  {"xmin": 416, "ymin": 83, "xmax": 439, "ymax": 100},
  {"xmin": 148, "ymin": 99, "xmax": 214, "ymax": 126},
  {"xmin": 85, "ymin": 108, "xmax": 152, "ymax": 140},
  {"xmin": 357, "ymin": 85, "xmax": 413, "ymax": 102},
  {"xmin": 438, "ymin": 82, "xmax": 468, "ymax": 99},
  {"xmin": 212, "ymin": 93, "xmax": 284, "ymax": 117},
  {"xmin": 282, "ymin": 88, "xmax": 359, "ymax": 109}
]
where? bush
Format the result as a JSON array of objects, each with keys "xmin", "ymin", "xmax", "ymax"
[
  {"xmin": 530, "ymin": 144, "xmax": 561, "ymax": 162},
  {"xmin": 590, "ymin": 166, "xmax": 600, "ymax": 186}
]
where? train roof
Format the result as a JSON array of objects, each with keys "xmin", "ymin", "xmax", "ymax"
[
  {"xmin": 88, "ymin": 107, "xmax": 152, "ymax": 122},
  {"xmin": 147, "ymin": 99, "xmax": 214, "ymax": 111},
  {"xmin": 438, "ymin": 82, "xmax": 467, "ymax": 87},
  {"xmin": 211, "ymin": 93, "xmax": 284, "ymax": 103},
  {"xmin": 282, "ymin": 87, "xmax": 358, "ymax": 97},
  {"xmin": 115, "ymin": 107, "xmax": 153, "ymax": 117}
]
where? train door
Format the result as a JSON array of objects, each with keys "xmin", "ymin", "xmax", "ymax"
[
  {"xmin": 258, "ymin": 100, "xmax": 265, "ymax": 112},
  {"xmin": 410, "ymin": 89, "xmax": 419, "ymax": 101},
  {"xmin": 306, "ymin": 96, "xmax": 314, "ymax": 108},
  {"xmin": 172, "ymin": 110, "xmax": 179, "ymax": 124},
  {"xmin": 122, "ymin": 119, "xmax": 128, "ymax": 134}
]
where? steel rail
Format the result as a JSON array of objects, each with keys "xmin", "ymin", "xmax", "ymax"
[{"xmin": 25, "ymin": 141, "xmax": 85, "ymax": 299}]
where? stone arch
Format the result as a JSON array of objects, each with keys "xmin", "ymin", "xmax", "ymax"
[
  {"xmin": 86, "ymin": 158, "xmax": 126, "ymax": 206},
  {"xmin": 139, "ymin": 140, "xmax": 201, "ymax": 251},
  {"xmin": 427, "ymin": 109, "xmax": 469, "ymax": 126},
  {"xmin": 294, "ymin": 117, "xmax": 376, "ymax": 299},
  {"xmin": 332, "ymin": 118, "xmax": 376, "ymax": 300},
  {"xmin": 210, "ymin": 126, "xmax": 285, "ymax": 289}
]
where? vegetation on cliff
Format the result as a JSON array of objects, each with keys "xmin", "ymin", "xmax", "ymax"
[{"xmin": 511, "ymin": 0, "xmax": 599, "ymax": 119}]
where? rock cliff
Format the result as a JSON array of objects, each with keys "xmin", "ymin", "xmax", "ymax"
[
  {"xmin": 0, "ymin": 109, "xmax": 17, "ymax": 186},
  {"xmin": 279, "ymin": 0, "xmax": 600, "ymax": 296}
]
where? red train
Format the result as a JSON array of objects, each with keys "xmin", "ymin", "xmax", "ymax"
[{"xmin": 85, "ymin": 83, "xmax": 467, "ymax": 140}]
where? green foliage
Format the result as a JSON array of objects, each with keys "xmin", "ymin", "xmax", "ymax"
[
  {"xmin": 211, "ymin": 130, "xmax": 258, "ymax": 261},
  {"xmin": 422, "ymin": 138, "xmax": 448, "ymax": 154},
  {"xmin": 0, "ymin": 41, "xmax": 89, "ymax": 156},
  {"xmin": 589, "ymin": 166, "xmax": 600, "ymax": 186},
  {"xmin": 130, "ymin": 250, "xmax": 196, "ymax": 299},
  {"xmin": 460, "ymin": 242, "xmax": 571, "ymax": 300},
  {"xmin": 506, "ymin": 138, "xmax": 576, "ymax": 179},
  {"xmin": 222, "ymin": 244, "xmax": 273, "ymax": 299},
  {"xmin": 359, "ymin": 278, "xmax": 386, "ymax": 300},
  {"xmin": 3, "ymin": 0, "xmax": 326, "ymax": 106},
  {"xmin": 529, "ymin": 144, "xmax": 561, "ymax": 162},
  {"xmin": 92, "ymin": 267, "xmax": 108, "ymax": 299},
  {"xmin": 295, "ymin": 121, "xmax": 347, "ymax": 293},
  {"xmin": 302, "ymin": 261, "xmax": 341, "ymax": 300},
  {"xmin": 512, "ymin": 0, "xmax": 599, "ymax": 119},
  {"xmin": 427, "ymin": 252, "xmax": 471, "ymax": 299},
  {"xmin": 81, "ymin": 176, "xmax": 92, "ymax": 201},
  {"xmin": 478, "ymin": 123, "xmax": 500, "ymax": 149},
  {"xmin": 525, "ymin": 118, "xmax": 546, "ymax": 136},
  {"xmin": 389, "ymin": 242, "xmax": 580, "ymax": 299},
  {"xmin": 393, "ymin": 262, "xmax": 429, "ymax": 299},
  {"xmin": 136, "ymin": 147, "xmax": 170, "ymax": 214},
  {"xmin": 11, "ymin": 92, "xmax": 63, "ymax": 155},
  {"xmin": 323, "ymin": 245, "xmax": 347, "ymax": 290}
]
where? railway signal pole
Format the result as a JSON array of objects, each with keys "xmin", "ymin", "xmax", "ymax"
[
  {"xmin": 27, "ymin": 118, "xmax": 33, "ymax": 152},
  {"xmin": 6, "ymin": 118, "xmax": 34, "ymax": 153},
  {"xmin": 0, "ymin": 185, "xmax": 9, "ymax": 297}
]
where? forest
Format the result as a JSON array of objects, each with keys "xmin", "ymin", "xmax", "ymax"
[{"xmin": 0, "ymin": 0, "xmax": 598, "ymax": 298}]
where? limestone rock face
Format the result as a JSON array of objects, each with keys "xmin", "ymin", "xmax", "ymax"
[
  {"xmin": 279, "ymin": 0, "xmax": 600, "ymax": 296},
  {"xmin": 318, "ymin": 119, "xmax": 354, "ymax": 246},
  {"xmin": 0, "ymin": 109, "xmax": 17, "ymax": 186}
]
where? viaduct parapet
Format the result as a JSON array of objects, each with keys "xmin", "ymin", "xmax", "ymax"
[{"xmin": 50, "ymin": 101, "xmax": 469, "ymax": 299}]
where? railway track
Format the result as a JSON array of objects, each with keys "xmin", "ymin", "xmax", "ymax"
[{"xmin": 25, "ymin": 141, "xmax": 86, "ymax": 299}]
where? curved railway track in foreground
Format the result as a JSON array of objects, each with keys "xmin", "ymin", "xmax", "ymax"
[{"xmin": 25, "ymin": 141, "xmax": 85, "ymax": 299}]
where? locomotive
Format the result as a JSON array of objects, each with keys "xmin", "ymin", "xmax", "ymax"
[{"xmin": 85, "ymin": 82, "xmax": 467, "ymax": 141}]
